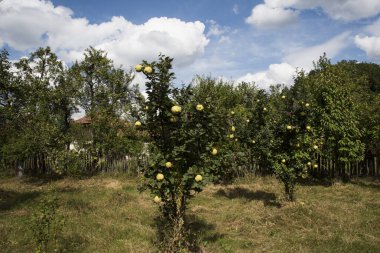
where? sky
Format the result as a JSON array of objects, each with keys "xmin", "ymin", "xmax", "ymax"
[{"xmin": 1, "ymin": 0, "xmax": 380, "ymax": 90}]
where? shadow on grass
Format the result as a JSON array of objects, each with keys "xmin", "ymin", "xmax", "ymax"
[
  {"xmin": 215, "ymin": 187, "xmax": 281, "ymax": 208},
  {"xmin": 298, "ymin": 178, "xmax": 334, "ymax": 187},
  {"xmin": 153, "ymin": 214, "xmax": 223, "ymax": 252},
  {"xmin": 0, "ymin": 189, "xmax": 40, "ymax": 212},
  {"xmin": 56, "ymin": 232, "xmax": 89, "ymax": 253},
  {"xmin": 350, "ymin": 179, "xmax": 380, "ymax": 190}
]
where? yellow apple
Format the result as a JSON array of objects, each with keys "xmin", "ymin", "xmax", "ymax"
[
  {"xmin": 229, "ymin": 134, "xmax": 234, "ymax": 139},
  {"xmin": 306, "ymin": 125, "xmax": 311, "ymax": 130},
  {"xmin": 143, "ymin": 66, "xmax": 152, "ymax": 74},
  {"xmin": 135, "ymin": 64, "xmax": 143, "ymax": 72},
  {"xmin": 263, "ymin": 107, "xmax": 267, "ymax": 112},
  {"xmin": 195, "ymin": 175, "xmax": 202, "ymax": 182},
  {"xmin": 231, "ymin": 126, "xmax": 236, "ymax": 132},
  {"xmin": 145, "ymin": 105, "xmax": 149, "ymax": 110},
  {"xmin": 286, "ymin": 125, "xmax": 292, "ymax": 130},
  {"xmin": 307, "ymin": 162, "xmax": 312, "ymax": 166},
  {"xmin": 154, "ymin": 196, "xmax": 161, "ymax": 203},
  {"xmin": 313, "ymin": 164, "xmax": 318, "ymax": 168},
  {"xmin": 211, "ymin": 148, "xmax": 218, "ymax": 155},
  {"xmin": 281, "ymin": 95, "xmax": 286, "ymax": 99},
  {"xmin": 252, "ymin": 140, "xmax": 256, "ymax": 144},
  {"xmin": 281, "ymin": 159, "xmax": 286, "ymax": 163},
  {"xmin": 230, "ymin": 111, "xmax": 235, "ymax": 115},
  {"xmin": 196, "ymin": 104, "xmax": 204, "ymax": 111},
  {"xmin": 313, "ymin": 145, "xmax": 318, "ymax": 150},
  {"xmin": 156, "ymin": 173, "xmax": 164, "ymax": 181},
  {"xmin": 135, "ymin": 121, "xmax": 142, "ymax": 127},
  {"xmin": 235, "ymin": 138, "xmax": 238, "ymax": 142},
  {"xmin": 171, "ymin": 105, "xmax": 182, "ymax": 114},
  {"xmin": 165, "ymin": 162, "xmax": 172, "ymax": 168},
  {"xmin": 305, "ymin": 103, "xmax": 310, "ymax": 107},
  {"xmin": 246, "ymin": 119, "xmax": 250, "ymax": 123}
]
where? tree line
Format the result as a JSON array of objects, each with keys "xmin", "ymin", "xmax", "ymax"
[{"xmin": 0, "ymin": 47, "xmax": 379, "ymax": 179}]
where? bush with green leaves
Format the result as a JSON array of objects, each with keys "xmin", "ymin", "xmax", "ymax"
[
  {"xmin": 31, "ymin": 188, "xmax": 64, "ymax": 253},
  {"xmin": 136, "ymin": 56, "xmax": 224, "ymax": 251}
]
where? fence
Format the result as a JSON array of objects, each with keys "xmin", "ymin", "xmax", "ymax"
[
  {"xmin": 1, "ymin": 152, "xmax": 149, "ymax": 176},
  {"xmin": 1, "ymin": 153, "xmax": 379, "ymax": 178}
]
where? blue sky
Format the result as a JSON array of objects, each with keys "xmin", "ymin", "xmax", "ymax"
[{"xmin": 1, "ymin": 0, "xmax": 380, "ymax": 89}]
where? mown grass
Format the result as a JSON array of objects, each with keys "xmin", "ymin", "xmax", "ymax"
[{"xmin": 0, "ymin": 175, "xmax": 379, "ymax": 252}]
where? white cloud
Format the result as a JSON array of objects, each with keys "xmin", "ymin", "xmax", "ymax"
[
  {"xmin": 301, "ymin": 0, "xmax": 380, "ymax": 21},
  {"xmin": 235, "ymin": 32, "xmax": 351, "ymax": 89},
  {"xmin": 0, "ymin": 0, "xmax": 209, "ymax": 68},
  {"xmin": 354, "ymin": 17, "xmax": 380, "ymax": 59},
  {"xmin": 355, "ymin": 36, "xmax": 380, "ymax": 59},
  {"xmin": 245, "ymin": 3, "xmax": 299, "ymax": 28},
  {"xmin": 283, "ymin": 32, "xmax": 351, "ymax": 69},
  {"xmin": 236, "ymin": 63, "xmax": 296, "ymax": 89},
  {"xmin": 246, "ymin": 0, "xmax": 380, "ymax": 28}
]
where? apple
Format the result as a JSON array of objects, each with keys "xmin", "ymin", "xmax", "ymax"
[
  {"xmin": 230, "ymin": 111, "xmax": 235, "ymax": 115},
  {"xmin": 231, "ymin": 126, "xmax": 236, "ymax": 132},
  {"xmin": 135, "ymin": 121, "xmax": 142, "ymax": 127},
  {"xmin": 286, "ymin": 125, "xmax": 292, "ymax": 130},
  {"xmin": 257, "ymin": 99, "xmax": 260, "ymax": 102},
  {"xmin": 306, "ymin": 125, "xmax": 311, "ymax": 130},
  {"xmin": 154, "ymin": 196, "xmax": 161, "ymax": 203},
  {"xmin": 135, "ymin": 64, "xmax": 143, "ymax": 72},
  {"xmin": 171, "ymin": 105, "xmax": 182, "ymax": 114},
  {"xmin": 281, "ymin": 95, "xmax": 286, "ymax": 99},
  {"xmin": 263, "ymin": 107, "xmax": 268, "ymax": 112},
  {"xmin": 313, "ymin": 164, "xmax": 318, "ymax": 168},
  {"xmin": 165, "ymin": 162, "xmax": 172, "ymax": 168},
  {"xmin": 229, "ymin": 134, "xmax": 234, "ymax": 139},
  {"xmin": 143, "ymin": 66, "xmax": 152, "ymax": 74},
  {"xmin": 156, "ymin": 173, "xmax": 164, "ymax": 181},
  {"xmin": 313, "ymin": 145, "xmax": 318, "ymax": 150},
  {"xmin": 307, "ymin": 162, "xmax": 312, "ymax": 166},
  {"xmin": 145, "ymin": 105, "xmax": 149, "ymax": 110},
  {"xmin": 246, "ymin": 119, "xmax": 250, "ymax": 123},
  {"xmin": 252, "ymin": 140, "xmax": 256, "ymax": 144},
  {"xmin": 211, "ymin": 148, "xmax": 218, "ymax": 155},
  {"xmin": 195, "ymin": 174, "xmax": 202, "ymax": 182},
  {"xmin": 235, "ymin": 138, "xmax": 238, "ymax": 142},
  {"xmin": 305, "ymin": 103, "xmax": 310, "ymax": 107},
  {"xmin": 196, "ymin": 104, "xmax": 204, "ymax": 111},
  {"xmin": 281, "ymin": 159, "xmax": 286, "ymax": 163}
]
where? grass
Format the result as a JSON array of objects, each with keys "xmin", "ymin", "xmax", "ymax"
[{"xmin": 1, "ymin": 175, "xmax": 379, "ymax": 252}]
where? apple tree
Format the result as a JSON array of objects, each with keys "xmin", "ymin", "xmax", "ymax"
[
  {"xmin": 271, "ymin": 87, "xmax": 319, "ymax": 201},
  {"xmin": 136, "ymin": 55, "xmax": 224, "ymax": 251}
]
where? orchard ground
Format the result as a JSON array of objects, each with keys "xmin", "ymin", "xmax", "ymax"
[{"xmin": 0, "ymin": 174, "xmax": 379, "ymax": 253}]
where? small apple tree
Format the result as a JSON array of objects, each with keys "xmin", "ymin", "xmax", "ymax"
[
  {"xmin": 135, "ymin": 55, "xmax": 223, "ymax": 250},
  {"xmin": 271, "ymin": 90, "xmax": 319, "ymax": 201}
]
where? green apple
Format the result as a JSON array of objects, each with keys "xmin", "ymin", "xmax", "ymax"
[
  {"xmin": 156, "ymin": 173, "xmax": 164, "ymax": 181},
  {"xmin": 196, "ymin": 104, "xmax": 204, "ymax": 111},
  {"xmin": 195, "ymin": 175, "xmax": 202, "ymax": 182},
  {"xmin": 171, "ymin": 105, "xmax": 182, "ymax": 114},
  {"xmin": 143, "ymin": 66, "xmax": 152, "ymax": 74},
  {"xmin": 154, "ymin": 196, "xmax": 161, "ymax": 203},
  {"xmin": 135, "ymin": 64, "xmax": 143, "ymax": 72}
]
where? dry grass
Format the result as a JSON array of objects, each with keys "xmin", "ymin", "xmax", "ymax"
[{"xmin": 0, "ymin": 175, "xmax": 379, "ymax": 252}]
